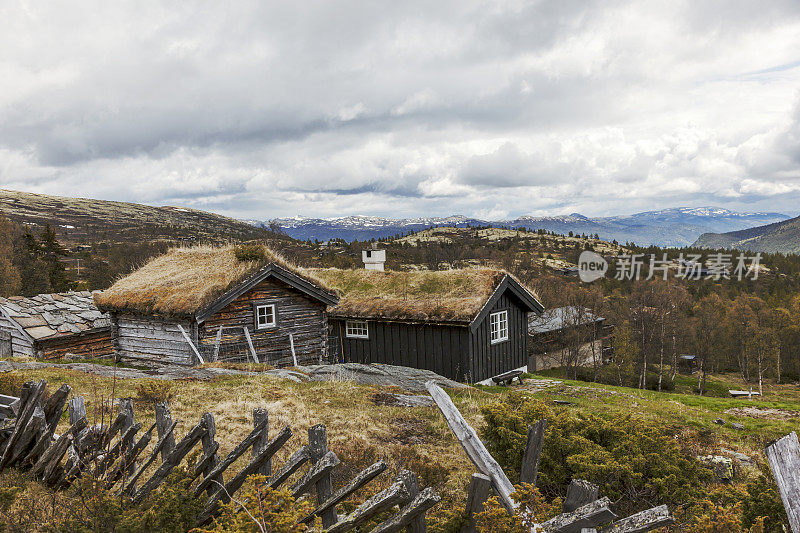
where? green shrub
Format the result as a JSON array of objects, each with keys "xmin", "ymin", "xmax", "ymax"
[
  {"xmin": 61, "ymin": 468, "xmax": 202, "ymax": 532},
  {"xmin": 742, "ymin": 471, "xmax": 788, "ymax": 533},
  {"xmin": 480, "ymin": 392, "xmax": 711, "ymax": 516},
  {"xmin": 234, "ymin": 244, "xmax": 267, "ymax": 263},
  {"xmin": 194, "ymin": 474, "xmax": 315, "ymax": 532},
  {"xmin": 134, "ymin": 380, "xmax": 174, "ymax": 405}
]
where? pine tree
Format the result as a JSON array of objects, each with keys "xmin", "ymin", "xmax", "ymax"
[
  {"xmin": 0, "ymin": 217, "xmax": 21, "ymax": 296},
  {"xmin": 39, "ymin": 223, "xmax": 71, "ymax": 292}
]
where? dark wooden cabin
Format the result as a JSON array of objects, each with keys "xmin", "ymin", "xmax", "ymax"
[
  {"xmin": 314, "ymin": 268, "xmax": 543, "ymax": 383},
  {"xmin": 95, "ymin": 246, "xmax": 338, "ymax": 367},
  {"xmin": 0, "ymin": 292, "xmax": 113, "ymax": 360}
]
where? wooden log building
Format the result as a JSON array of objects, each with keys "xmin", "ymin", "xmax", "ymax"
[
  {"xmin": 313, "ymin": 268, "xmax": 544, "ymax": 383},
  {"xmin": 0, "ymin": 292, "xmax": 113, "ymax": 359},
  {"xmin": 94, "ymin": 246, "xmax": 338, "ymax": 367},
  {"xmin": 527, "ymin": 306, "xmax": 612, "ymax": 372}
]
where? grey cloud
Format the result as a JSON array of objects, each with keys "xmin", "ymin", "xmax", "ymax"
[{"xmin": 1, "ymin": 1, "xmax": 800, "ymax": 218}]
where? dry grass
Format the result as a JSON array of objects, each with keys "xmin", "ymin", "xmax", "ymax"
[
  {"xmin": 94, "ymin": 245, "xmax": 330, "ymax": 317},
  {"xmin": 312, "ymin": 268, "xmax": 508, "ymax": 322},
  {"xmin": 5, "ymin": 365, "xmax": 483, "ymax": 528}
]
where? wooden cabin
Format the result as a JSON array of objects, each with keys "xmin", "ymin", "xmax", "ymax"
[
  {"xmin": 527, "ymin": 306, "xmax": 612, "ymax": 372},
  {"xmin": 313, "ymin": 268, "xmax": 544, "ymax": 383},
  {"xmin": 0, "ymin": 292, "xmax": 113, "ymax": 360},
  {"xmin": 94, "ymin": 246, "xmax": 338, "ymax": 367}
]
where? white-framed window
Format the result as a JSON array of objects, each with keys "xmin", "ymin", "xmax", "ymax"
[
  {"xmin": 255, "ymin": 304, "xmax": 276, "ymax": 329},
  {"xmin": 490, "ymin": 310, "xmax": 509, "ymax": 344},
  {"xmin": 345, "ymin": 320, "xmax": 369, "ymax": 339}
]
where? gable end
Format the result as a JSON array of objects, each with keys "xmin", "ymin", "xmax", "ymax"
[
  {"xmin": 196, "ymin": 263, "xmax": 339, "ymax": 323},
  {"xmin": 469, "ymin": 275, "xmax": 544, "ymax": 332}
]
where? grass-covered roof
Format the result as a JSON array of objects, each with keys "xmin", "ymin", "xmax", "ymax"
[
  {"xmin": 94, "ymin": 245, "xmax": 330, "ymax": 317},
  {"xmin": 311, "ymin": 268, "xmax": 518, "ymax": 323}
]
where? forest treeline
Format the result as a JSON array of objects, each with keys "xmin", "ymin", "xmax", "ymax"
[{"xmin": 3, "ymin": 216, "xmax": 800, "ymax": 392}]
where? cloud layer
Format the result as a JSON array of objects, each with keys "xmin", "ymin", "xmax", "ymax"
[{"xmin": 2, "ymin": 1, "xmax": 800, "ymax": 219}]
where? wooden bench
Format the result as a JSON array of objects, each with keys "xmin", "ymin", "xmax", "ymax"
[
  {"xmin": 491, "ymin": 370, "xmax": 524, "ymax": 386},
  {"xmin": 729, "ymin": 390, "xmax": 760, "ymax": 399}
]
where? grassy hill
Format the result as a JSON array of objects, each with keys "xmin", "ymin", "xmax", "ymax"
[
  {"xmin": 395, "ymin": 226, "xmax": 625, "ymax": 255},
  {"xmin": 693, "ymin": 214, "xmax": 800, "ymax": 254},
  {"xmin": 0, "ymin": 189, "xmax": 267, "ymax": 244},
  {"xmin": 0, "ymin": 363, "xmax": 791, "ymax": 531}
]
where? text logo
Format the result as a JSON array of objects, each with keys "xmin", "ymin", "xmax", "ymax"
[{"xmin": 579, "ymin": 251, "xmax": 608, "ymax": 283}]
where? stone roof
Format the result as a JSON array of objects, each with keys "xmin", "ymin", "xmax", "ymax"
[{"xmin": 0, "ymin": 291, "xmax": 111, "ymax": 341}]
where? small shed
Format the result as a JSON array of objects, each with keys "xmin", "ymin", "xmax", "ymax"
[
  {"xmin": 678, "ymin": 354, "xmax": 698, "ymax": 374},
  {"xmin": 528, "ymin": 306, "xmax": 612, "ymax": 372},
  {"xmin": 313, "ymin": 268, "xmax": 544, "ymax": 383},
  {"xmin": 95, "ymin": 246, "xmax": 338, "ymax": 367},
  {"xmin": 0, "ymin": 292, "xmax": 113, "ymax": 359}
]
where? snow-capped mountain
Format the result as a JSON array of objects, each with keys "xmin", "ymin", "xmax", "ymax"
[{"xmin": 251, "ymin": 207, "xmax": 790, "ymax": 247}]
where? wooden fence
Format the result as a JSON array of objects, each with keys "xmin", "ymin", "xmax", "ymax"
[
  {"xmin": 426, "ymin": 381, "xmax": 675, "ymax": 533},
  {"xmin": 0, "ymin": 379, "xmax": 440, "ymax": 530}
]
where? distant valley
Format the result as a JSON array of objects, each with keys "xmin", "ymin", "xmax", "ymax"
[{"xmin": 259, "ymin": 207, "xmax": 790, "ymax": 247}]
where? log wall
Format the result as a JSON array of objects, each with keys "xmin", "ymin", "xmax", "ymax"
[
  {"xmin": 37, "ymin": 329, "xmax": 114, "ymax": 360},
  {"xmin": 201, "ymin": 278, "xmax": 328, "ymax": 366},
  {"xmin": 114, "ymin": 314, "xmax": 196, "ymax": 366},
  {"xmin": 0, "ymin": 313, "xmax": 35, "ymax": 358}
]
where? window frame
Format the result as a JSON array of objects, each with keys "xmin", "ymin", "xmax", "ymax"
[
  {"xmin": 345, "ymin": 320, "xmax": 369, "ymax": 339},
  {"xmin": 253, "ymin": 302, "xmax": 277, "ymax": 330},
  {"xmin": 489, "ymin": 310, "xmax": 509, "ymax": 344}
]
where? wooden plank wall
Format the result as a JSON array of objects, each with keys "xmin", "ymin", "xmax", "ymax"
[
  {"xmin": 0, "ymin": 314, "xmax": 35, "ymax": 358},
  {"xmin": 333, "ymin": 319, "xmax": 471, "ymax": 382},
  {"xmin": 115, "ymin": 314, "xmax": 195, "ymax": 366},
  {"xmin": 37, "ymin": 329, "xmax": 114, "ymax": 360},
  {"xmin": 469, "ymin": 291, "xmax": 528, "ymax": 382},
  {"xmin": 201, "ymin": 278, "xmax": 328, "ymax": 367}
]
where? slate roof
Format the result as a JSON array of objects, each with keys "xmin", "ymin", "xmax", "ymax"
[
  {"xmin": 528, "ymin": 306, "xmax": 605, "ymax": 334},
  {"xmin": 0, "ymin": 291, "xmax": 111, "ymax": 341}
]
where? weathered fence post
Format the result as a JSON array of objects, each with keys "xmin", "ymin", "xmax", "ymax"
[
  {"xmin": 396, "ymin": 470, "xmax": 426, "ymax": 533},
  {"xmin": 765, "ymin": 431, "xmax": 800, "ymax": 533},
  {"xmin": 200, "ymin": 412, "xmax": 222, "ymax": 496},
  {"xmin": 69, "ymin": 396, "xmax": 86, "ymax": 426},
  {"xmin": 461, "ymin": 473, "xmax": 491, "ymax": 533},
  {"xmin": 309, "ymin": 424, "xmax": 338, "ymax": 528},
  {"xmin": 118, "ymin": 398, "xmax": 136, "ymax": 485},
  {"xmin": 520, "ymin": 419, "xmax": 546, "ymax": 485},
  {"xmin": 563, "ymin": 479, "xmax": 599, "ymax": 513},
  {"xmin": 212, "ymin": 327, "xmax": 223, "ymax": 362},
  {"xmin": 155, "ymin": 402, "xmax": 176, "ymax": 461},
  {"xmin": 253, "ymin": 408, "xmax": 270, "ymax": 477}
]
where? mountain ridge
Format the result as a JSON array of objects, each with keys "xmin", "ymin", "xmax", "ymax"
[
  {"xmin": 0, "ymin": 189, "xmax": 268, "ymax": 244},
  {"xmin": 693, "ymin": 215, "xmax": 800, "ymax": 253},
  {"xmin": 259, "ymin": 207, "xmax": 790, "ymax": 247}
]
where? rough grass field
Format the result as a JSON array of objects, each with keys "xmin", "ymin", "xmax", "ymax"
[{"xmin": 0, "ymin": 364, "xmax": 796, "ymax": 530}]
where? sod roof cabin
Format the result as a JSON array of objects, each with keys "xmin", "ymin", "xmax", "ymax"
[
  {"xmin": 95, "ymin": 246, "xmax": 338, "ymax": 367},
  {"xmin": 0, "ymin": 292, "xmax": 112, "ymax": 360},
  {"xmin": 313, "ymin": 268, "xmax": 543, "ymax": 382}
]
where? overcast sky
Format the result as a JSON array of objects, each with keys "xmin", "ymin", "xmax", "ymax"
[{"xmin": 2, "ymin": 1, "xmax": 800, "ymax": 220}]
